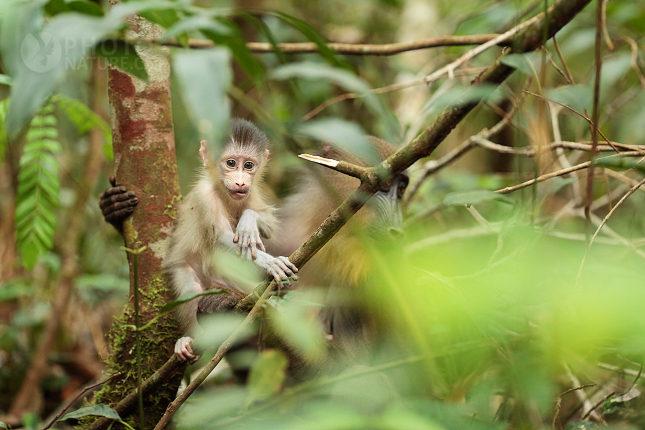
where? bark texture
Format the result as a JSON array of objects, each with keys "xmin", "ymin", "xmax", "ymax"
[{"xmin": 88, "ymin": 4, "xmax": 185, "ymax": 428}]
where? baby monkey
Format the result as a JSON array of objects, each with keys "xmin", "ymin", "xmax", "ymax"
[{"xmin": 164, "ymin": 119, "xmax": 298, "ymax": 363}]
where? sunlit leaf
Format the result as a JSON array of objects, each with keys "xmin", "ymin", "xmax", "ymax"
[
  {"xmin": 294, "ymin": 118, "xmax": 378, "ymax": 163},
  {"xmin": 245, "ymin": 349, "xmax": 288, "ymax": 406},
  {"xmin": 6, "ymin": 13, "xmax": 124, "ymax": 137},
  {"xmin": 158, "ymin": 289, "xmax": 227, "ymax": 315},
  {"xmin": 268, "ymin": 298, "xmax": 326, "ymax": 359},
  {"xmin": 173, "ymin": 48, "xmax": 231, "ymax": 150},
  {"xmin": 94, "ymin": 39, "xmax": 149, "ymax": 83},
  {"xmin": 59, "ymin": 404, "xmax": 121, "ymax": 421},
  {"xmin": 443, "ymin": 189, "xmax": 513, "ymax": 206}
]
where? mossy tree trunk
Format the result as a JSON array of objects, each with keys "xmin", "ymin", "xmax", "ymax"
[{"xmin": 89, "ymin": 3, "xmax": 185, "ymax": 427}]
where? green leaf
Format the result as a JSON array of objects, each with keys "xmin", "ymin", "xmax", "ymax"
[
  {"xmin": 158, "ymin": 289, "xmax": 227, "ymax": 315},
  {"xmin": 6, "ymin": 13, "xmax": 124, "ymax": 136},
  {"xmin": 95, "ymin": 40, "xmax": 149, "ymax": 83},
  {"xmin": 51, "ymin": 94, "xmax": 112, "ymax": 145},
  {"xmin": 15, "ymin": 103, "xmax": 60, "ymax": 269},
  {"xmin": 268, "ymin": 299, "xmax": 326, "ymax": 358},
  {"xmin": 266, "ymin": 11, "xmax": 350, "ymax": 70},
  {"xmin": 294, "ymin": 118, "xmax": 379, "ymax": 164},
  {"xmin": 0, "ymin": 1, "xmax": 46, "ymax": 77},
  {"xmin": 443, "ymin": 189, "xmax": 514, "ymax": 206},
  {"xmin": 173, "ymin": 48, "xmax": 231, "ymax": 148},
  {"xmin": 595, "ymin": 156, "xmax": 645, "ymax": 175},
  {"xmin": 245, "ymin": 349, "xmax": 288, "ymax": 406},
  {"xmin": 201, "ymin": 21, "xmax": 264, "ymax": 88},
  {"xmin": 501, "ymin": 52, "xmax": 542, "ymax": 78},
  {"xmin": 544, "ymin": 85, "xmax": 592, "ymax": 113},
  {"xmin": 59, "ymin": 404, "xmax": 121, "ymax": 422},
  {"xmin": 0, "ymin": 75, "xmax": 12, "ymax": 86},
  {"xmin": 270, "ymin": 61, "xmax": 391, "ymax": 125},
  {"xmin": 162, "ymin": 14, "xmax": 232, "ymax": 41},
  {"xmin": 139, "ymin": 8, "xmax": 181, "ymax": 29}
]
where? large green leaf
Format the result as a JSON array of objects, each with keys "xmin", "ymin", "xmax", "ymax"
[
  {"xmin": 173, "ymin": 48, "xmax": 232, "ymax": 150},
  {"xmin": 6, "ymin": 13, "xmax": 124, "ymax": 137},
  {"xmin": 245, "ymin": 349, "xmax": 288, "ymax": 406},
  {"xmin": 94, "ymin": 39, "xmax": 149, "ymax": 83},
  {"xmin": 59, "ymin": 404, "xmax": 121, "ymax": 422},
  {"xmin": 294, "ymin": 118, "xmax": 378, "ymax": 163}
]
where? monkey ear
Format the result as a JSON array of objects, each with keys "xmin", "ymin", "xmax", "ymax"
[
  {"xmin": 264, "ymin": 149, "xmax": 270, "ymax": 162},
  {"xmin": 199, "ymin": 140, "xmax": 209, "ymax": 167}
]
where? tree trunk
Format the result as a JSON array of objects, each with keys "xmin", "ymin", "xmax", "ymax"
[{"xmin": 89, "ymin": 4, "xmax": 185, "ymax": 427}]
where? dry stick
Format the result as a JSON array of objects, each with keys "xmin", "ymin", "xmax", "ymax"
[
  {"xmin": 585, "ymin": 0, "xmax": 604, "ymax": 226},
  {"xmin": 406, "ymin": 86, "xmax": 529, "ymax": 202},
  {"xmin": 151, "ymin": 34, "xmax": 503, "ymax": 54},
  {"xmin": 523, "ymin": 90, "xmax": 617, "ymax": 151},
  {"xmin": 552, "ymin": 384, "xmax": 597, "ymax": 430},
  {"xmin": 553, "ymin": 36, "xmax": 575, "ymax": 84},
  {"xmin": 304, "ymin": 15, "xmax": 542, "ymax": 121},
  {"xmin": 42, "ymin": 373, "xmax": 123, "ymax": 430},
  {"xmin": 301, "ymin": 67, "xmax": 484, "ymax": 122},
  {"xmin": 577, "ymin": 177, "xmax": 645, "ymax": 278},
  {"xmin": 623, "ymin": 37, "xmax": 645, "ymax": 89}
]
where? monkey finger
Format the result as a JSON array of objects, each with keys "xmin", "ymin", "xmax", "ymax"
[
  {"xmin": 250, "ymin": 242, "xmax": 257, "ymax": 260},
  {"xmin": 233, "ymin": 233, "xmax": 239, "ymax": 243},
  {"xmin": 275, "ymin": 259, "xmax": 295, "ymax": 277},
  {"xmin": 279, "ymin": 256, "xmax": 298, "ymax": 273}
]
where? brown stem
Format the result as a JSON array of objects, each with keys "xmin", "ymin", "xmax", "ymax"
[
  {"xmin": 585, "ymin": 0, "xmax": 604, "ymax": 226},
  {"xmin": 146, "ymin": 34, "xmax": 504, "ymax": 55}
]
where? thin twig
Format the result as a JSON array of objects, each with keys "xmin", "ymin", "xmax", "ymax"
[
  {"xmin": 303, "ymin": 15, "xmax": 540, "ymax": 120},
  {"xmin": 523, "ymin": 90, "xmax": 617, "ymax": 152},
  {"xmin": 553, "ymin": 36, "xmax": 575, "ymax": 84},
  {"xmin": 577, "ymin": 177, "xmax": 645, "ymax": 277},
  {"xmin": 622, "ymin": 37, "xmax": 645, "ymax": 89},
  {"xmin": 553, "ymin": 384, "xmax": 596, "ymax": 430},
  {"xmin": 146, "ymin": 34, "xmax": 504, "ymax": 55},
  {"xmin": 585, "ymin": 0, "xmax": 604, "ymax": 225},
  {"xmin": 406, "ymin": 84, "xmax": 530, "ymax": 202},
  {"xmin": 601, "ymin": 0, "xmax": 615, "ymax": 51},
  {"xmin": 42, "ymin": 373, "xmax": 123, "ymax": 430}
]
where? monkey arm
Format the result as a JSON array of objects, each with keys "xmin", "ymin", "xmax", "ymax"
[
  {"xmin": 99, "ymin": 175, "xmax": 138, "ymax": 231},
  {"xmin": 234, "ymin": 209, "xmax": 265, "ymax": 259}
]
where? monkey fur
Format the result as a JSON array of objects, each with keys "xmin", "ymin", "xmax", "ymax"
[{"xmin": 162, "ymin": 119, "xmax": 298, "ymax": 363}]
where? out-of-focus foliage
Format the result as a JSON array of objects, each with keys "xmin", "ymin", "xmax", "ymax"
[
  {"xmin": 15, "ymin": 102, "xmax": 61, "ymax": 269},
  {"xmin": 1, "ymin": 0, "xmax": 645, "ymax": 429}
]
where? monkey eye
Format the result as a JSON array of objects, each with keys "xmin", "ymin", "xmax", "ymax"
[
  {"xmin": 380, "ymin": 180, "xmax": 392, "ymax": 193},
  {"xmin": 398, "ymin": 183, "xmax": 407, "ymax": 198},
  {"xmin": 226, "ymin": 159, "xmax": 236, "ymax": 168},
  {"xmin": 243, "ymin": 161, "xmax": 254, "ymax": 170}
]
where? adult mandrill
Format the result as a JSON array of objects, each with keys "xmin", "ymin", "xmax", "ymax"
[
  {"xmin": 268, "ymin": 137, "xmax": 408, "ymax": 360},
  {"xmin": 100, "ymin": 119, "xmax": 298, "ymax": 364}
]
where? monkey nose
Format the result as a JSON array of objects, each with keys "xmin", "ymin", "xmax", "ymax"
[{"xmin": 388, "ymin": 227, "xmax": 404, "ymax": 239}]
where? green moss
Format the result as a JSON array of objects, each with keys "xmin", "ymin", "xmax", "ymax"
[{"xmin": 83, "ymin": 273, "xmax": 184, "ymax": 429}]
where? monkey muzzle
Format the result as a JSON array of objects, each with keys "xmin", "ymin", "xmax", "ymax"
[{"xmin": 229, "ymin": 188, "xmax": 250, "ymax": 200}]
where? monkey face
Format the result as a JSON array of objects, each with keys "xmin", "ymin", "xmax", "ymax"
[
  {"xmin": 365, "ymin": 173, "xmax": 408, "ymax": 240},
  {"xmin": 219, "ymin": 154, "xmax": 261, "ymax": 200}
]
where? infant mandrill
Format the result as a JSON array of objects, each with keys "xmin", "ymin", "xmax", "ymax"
[{"xmin": 164, "ymin": 119, "xmax": 298, "ymax": 363}]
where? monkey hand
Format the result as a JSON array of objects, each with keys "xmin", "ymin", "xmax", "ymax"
[
  {"xmin": 99, "ymin": 175, "xmax": 138, "ymax": 230},
  {"xmin": 234, "ymin": 209, "xmax": 265, "ymax": 259},
  {"xmin": 253, "ymin": 253, "xmax": 299, "ymax": 287},
  {"xmin": 175, "ymin": 336, "xmax": 199, "ymax": 364}
]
